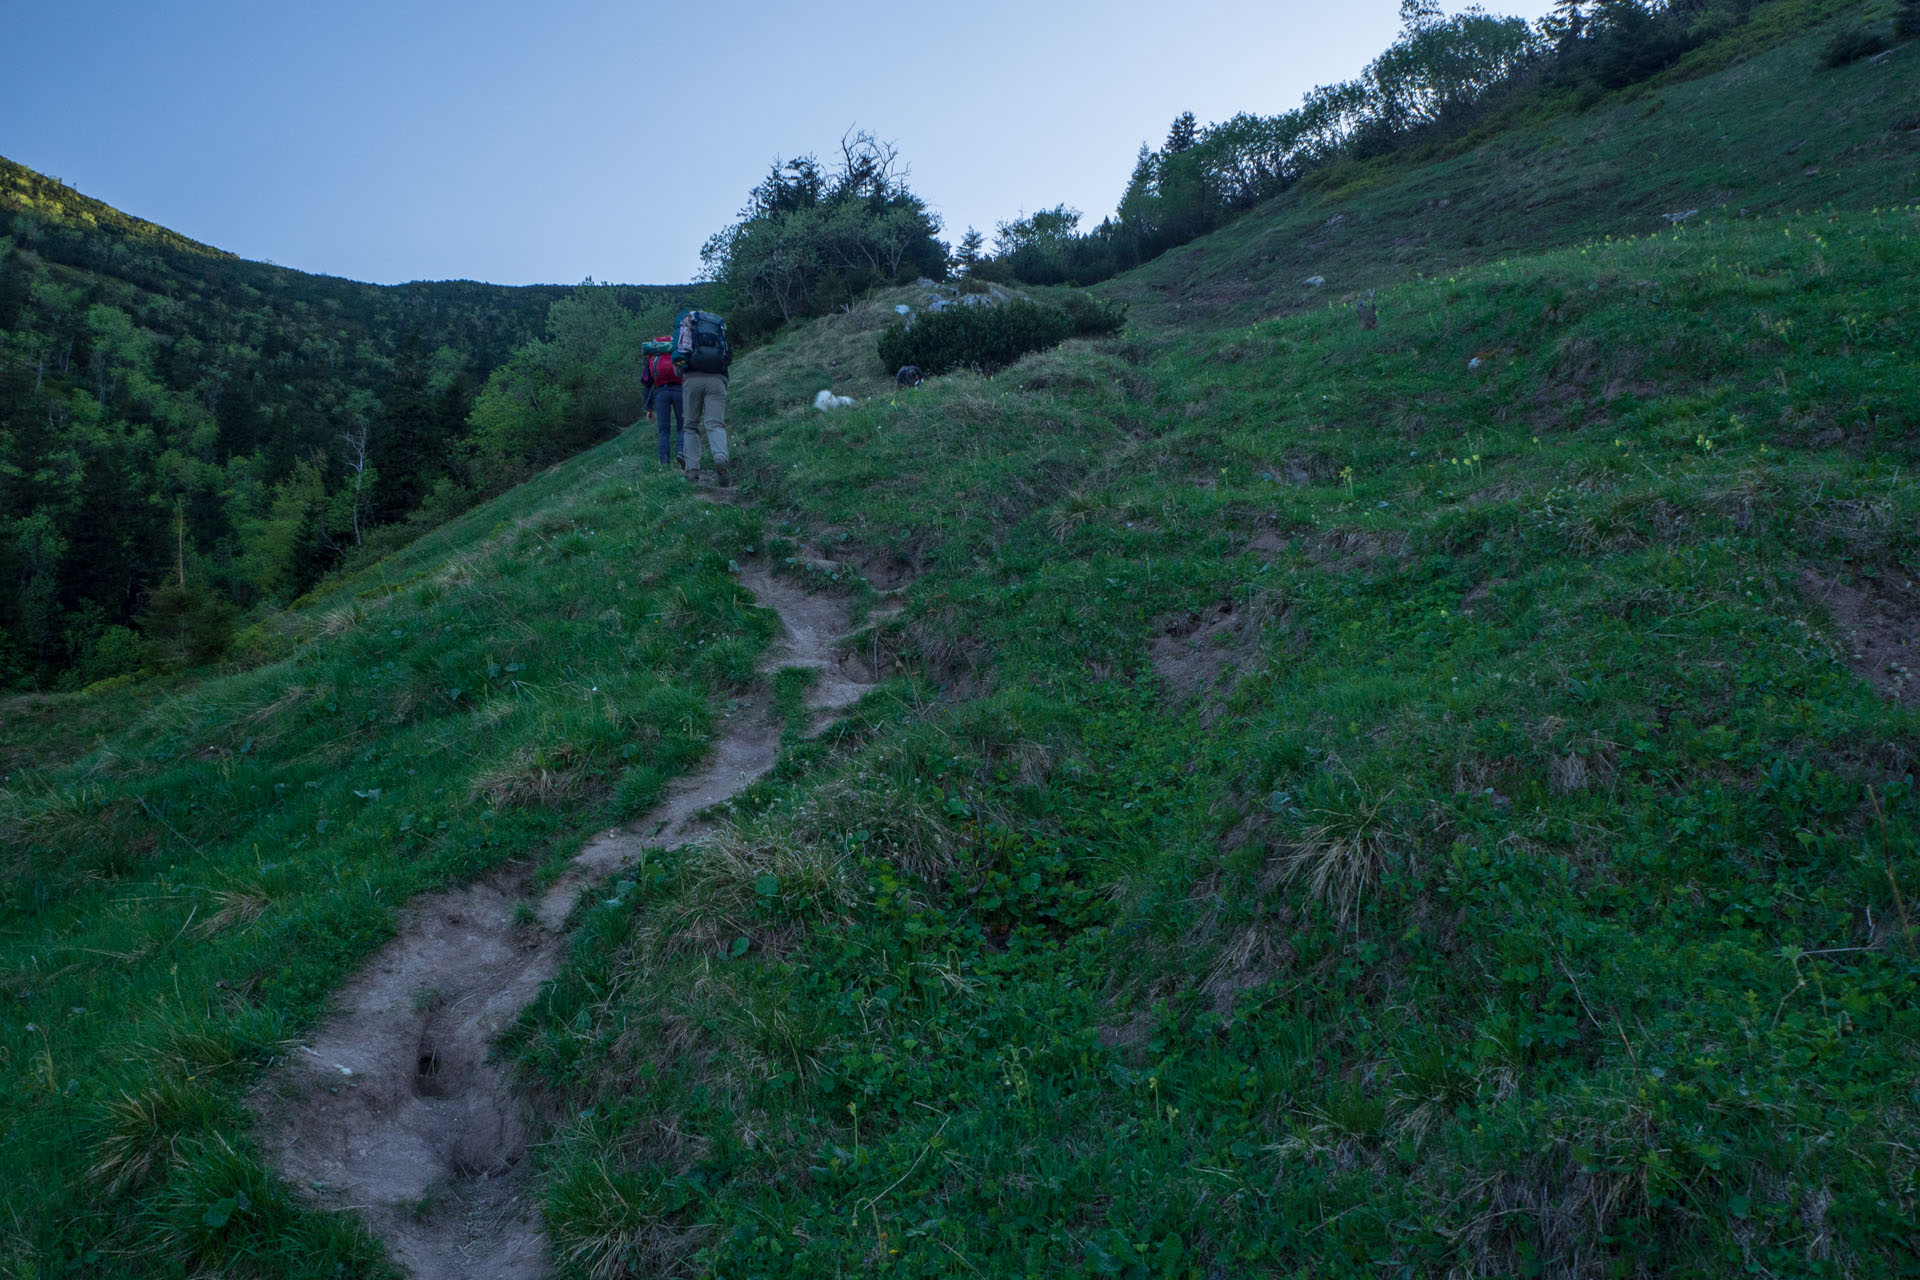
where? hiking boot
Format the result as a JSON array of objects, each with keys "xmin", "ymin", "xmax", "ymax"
[
  {"xmin": 714, "ymin": 462, "xmax": 733, "ymax": 489},
  {"xmin": 683, "ymin": 466, "xmax": 699, "ymax": 482}
]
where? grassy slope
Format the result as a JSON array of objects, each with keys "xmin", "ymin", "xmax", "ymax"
[
  {"xmin": 508, "ymin": 16, "xmax": 1920, "ymax": 1280},
  {"xmin": 1105, "ymin": 0, "xmax": 1919, "ymax": 330},
  {"xmin": 3, "ymin": 8, "xmax": 1917, "ymax": 1279},
  {"xmin": 0, "ymin": 445, "xmax": 772, "ymax": 1275}
]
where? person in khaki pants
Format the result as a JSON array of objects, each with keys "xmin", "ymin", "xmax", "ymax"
[
  {"xmin": 683, "ymin": 370, "xmax": 729, "ymax": 487},
  {"xmin": 673, "ymin": 309, "xmax": 734, "ymax": 487}
]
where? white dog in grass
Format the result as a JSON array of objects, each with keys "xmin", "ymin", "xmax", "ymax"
[{"xmin": 814, "ymin": 389, "xmax": 855, "ymax": 411}]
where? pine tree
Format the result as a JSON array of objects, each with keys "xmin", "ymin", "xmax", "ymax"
[
  {"xmin": 954, "ymin": 227, "xmax": 985, "ymax": 276},
  {"xmin": 0, "ymin": 251, "xmax": 30, "ymax": 331},
  {"xmin": 1164, "ymin": 111, "xmax": 1200, "ymax": 154},
  {"xmin": 1547, "ymin": 0, "xmax": 1588, "ymax": 46},
  {"xmin": 371, "ymin": 335, "xmax": 437, "ymax": 522}
]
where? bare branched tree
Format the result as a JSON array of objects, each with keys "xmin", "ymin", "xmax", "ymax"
[{"xmin": 338, "ymin": 423, "xmax": 370, "ymax": 547}]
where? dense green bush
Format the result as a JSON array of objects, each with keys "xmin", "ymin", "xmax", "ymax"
[
  {"xmin": 1819, "ymin": 24, "xmax": 1888, "ymax": 66},
  {"xmin": 877, "ymin": 295, "xmax": 1126, "ymax": 377},
  {"xmin": 1056, "ymin": 290, "xmax": 1129, "ymax": 337}
]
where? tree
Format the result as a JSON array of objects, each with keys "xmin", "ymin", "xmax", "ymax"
[
  {"xmin": 1364, "ymin": 11, "xmax": 1541, "ymax": 136},
  {"xmin": 700, "ymin": 129, "xmax": 947, "ymax": 329},
  {"xmin": 370, "ymin": 336, "xmax": 438, "ymax": 522},
  {"xmin": 1165, "ymin": 111, "xmax": 1200, "ymax": 154},
  {"xmin": 337, "ymin": 419, "xmax": 372, "ymax": 546},
  {"xmin": 0, "ymin": 249, "xmax": 29, "ymax": 330},
  {"xmin": 995, "ymin": 206, "xmax": 1085, "ymax": 285},
  {"xmin": 239, "ymin": 458, "xmax": 331, "ymax": 598},
  {"xmin": 953, "ymin": 227, "xmax": 986, "ymax": 276},
  {"xmin": 1543, "ymin": 0, "xmax": 1590, "ymax": 48}
]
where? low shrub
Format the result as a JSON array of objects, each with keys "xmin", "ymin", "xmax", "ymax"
[
  {"xmin": 1820, "ymin": 25, "xmax": 1888, "ymax": 67},
  {"xmin": 876, "ymin": 293, "xmax": 1127, "ymax": 377}
]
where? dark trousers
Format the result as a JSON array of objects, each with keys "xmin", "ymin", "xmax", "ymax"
[{"xmin": 652, "ymin": 385, "xmax": 684, "ymax": 463}]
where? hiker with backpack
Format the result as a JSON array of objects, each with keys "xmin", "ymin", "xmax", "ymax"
[
  {"xmin": 671, "ymin": 309, "xmax": 734, "ymax": 487},
  {"xmin": 640, "ymin": 335, "xmax": 683, "ymax": 466}
]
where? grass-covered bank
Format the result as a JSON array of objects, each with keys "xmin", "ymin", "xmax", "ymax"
[
  {"xmin": 512, "ymin": 208, "xmax": 1920, "ymax": 1276},
  {"xmin": 1104, "ymin": 6, "xmax": 1920, "ymax": 331},
  {"xmin": 4, "ymin": 3, "xmax": 1919, "ymax": 1274},
  {"xmin": 0, "ymin": 441, "xmax": 770, "ymax": 1276}
]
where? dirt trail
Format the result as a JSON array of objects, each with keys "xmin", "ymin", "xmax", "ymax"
[{"xmin": 253, "ymin": 544, "xmax": 890, "ymax": 1280}]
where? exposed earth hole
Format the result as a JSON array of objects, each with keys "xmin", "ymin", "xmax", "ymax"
[{"xmin": 414, "ymin": 1048, "xmax": 443, "ymax": 1098}]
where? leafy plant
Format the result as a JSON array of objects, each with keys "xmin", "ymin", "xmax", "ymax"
[
  {"xmin": 1820, "ymin": 23, "xmax": 1889, "ymax": 65},
  {"xmin": 876, "ymin": 294, "xmax": 1121, "ymax": 378}
]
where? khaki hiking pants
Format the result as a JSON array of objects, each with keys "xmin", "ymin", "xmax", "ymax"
[{"xmin": 682, "ymin": 372, "xmax": 729, "ymax": 471}]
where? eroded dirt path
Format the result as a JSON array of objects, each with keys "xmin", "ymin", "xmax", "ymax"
[{"xmin": 253, "ymin": 546, "xmax": 891, "ymax": 1280}]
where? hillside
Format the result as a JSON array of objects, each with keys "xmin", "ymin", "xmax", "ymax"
[
  {"xmin": 1104, "ymin": 0, "xmax": 1920, "ymax": 329},
  {"xmin": 4, "ymin": 4, "xmax": 1920, "ymax": 1278},
  {"xmin": 0, "ymin": 157, "xmax": 700, "ymax": 688}
]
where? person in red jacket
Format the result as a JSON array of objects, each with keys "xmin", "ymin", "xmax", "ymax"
[{"xmin": 641, "ymin": 337, "xmax": 683, "ymax": 466}]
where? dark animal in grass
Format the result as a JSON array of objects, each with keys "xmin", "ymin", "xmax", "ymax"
[
  {"xmin": 1355, "ymin": 293, "xmax": 1378, "ymax": 330},
  {"xmin": 896, "ymin": 365, "xmax": 924, "ymax": 388}
]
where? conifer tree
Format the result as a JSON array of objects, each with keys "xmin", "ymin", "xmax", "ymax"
[
  {"xmin": 954, "ymin": 227, "xmax": 985, "ymax": 276},
  {"xmin": 1164, "ymin": 111, "xmax": 1200, "ymax": 154}
]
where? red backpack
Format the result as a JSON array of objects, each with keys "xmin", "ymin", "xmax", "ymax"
[{"xmin": 645, "ymin": 340, "xmax": 681, "ymax": 387}]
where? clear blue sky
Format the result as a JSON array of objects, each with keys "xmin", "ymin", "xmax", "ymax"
[{"xmin": 2, "ymin": 0, "xmax": 1556, "ymax": 287}]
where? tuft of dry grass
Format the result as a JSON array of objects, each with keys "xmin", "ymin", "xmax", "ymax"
[
  {"xmin": 551, "ymin": 1153, "xmax": 708, "ymax": 1280},
  {"xmin": 198, "ymin": 886, "xmax": 271, "ymax": 936},
  {"xmin": 318, "ymin": 604, "xmax": 364, "ymax": 636},
  {"xmin": 474, "ymin": 742, "xmax": 593, "ymax": 806},
  {"xmin": 87, "ymin": 1081, "xmax": 212, "ymax": 1197},
  {"xmin": 1270, "ymin": 789, "xmax": 1397, "ymax": 923}
]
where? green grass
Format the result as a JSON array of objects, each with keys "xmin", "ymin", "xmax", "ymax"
[
  {"xmin": 507, "ymin": 204, "xmax": 1920, "ymax": 1275},
  {"xmin": 7, "ymin": 4, "xmax": 1920, "ymax": 1277},
  {"xmin": 1103, "ymin": 4, "xmax": 1920, "ymax": 331},
  {"xmin": 0, "ymin": 441, "xmax": 772, "ymax": 1276}
]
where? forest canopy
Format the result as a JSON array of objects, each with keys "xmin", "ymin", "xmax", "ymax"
[{"xmin": 0, "ymin": 158, "xmax": 697, "ymax": 688}]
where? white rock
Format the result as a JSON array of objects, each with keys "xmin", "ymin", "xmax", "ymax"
[
  {"xmin": 814, "ymin": 390, "xmax": 855, "ymax": 412},
  {"xmin": 1303, "ymin": 276, "xmax": 1326, "ymax": 287}
]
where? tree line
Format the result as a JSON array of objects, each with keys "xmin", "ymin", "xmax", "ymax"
[
  {"xmin": 968, "ymin": 0, "xmax": 1789, "ymax": 287},
  {"xmin": 0, "ymin": 158, "xmax": 698, "ymax": 687}
]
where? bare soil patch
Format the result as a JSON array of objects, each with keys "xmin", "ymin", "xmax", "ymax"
[
  {"xmin": 1798, "ymin": 567, "xmax": 1920, "ymax": 705},
  {"xmin": 253, "ymin": 511, "xmax": 893, "ymax": 1279},
  {"xmin": 1304, "ymin": 527, "xmax": 1406, "ymax": 574},
  {"xmin": 1151, "ymin": 598, "xmax": 1249, "ymax": 699}
]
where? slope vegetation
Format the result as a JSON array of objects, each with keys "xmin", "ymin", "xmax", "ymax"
[
  {"xmin": 0, "ymin": 158, "xmax": 697, "ymax": 685},
  {"xmin": 1106, "ymin": 5, "xmax": 1919, "ymax": 329},
  {"xmin": 1, "ymin": 452, "xmax": 770, "ymax": 1274},
  {"xmin": 3, "ymin": 6, "xmax": 1919, "ymax": 1279},
  {"xmin": 503, "ymin": 17, "xmax": 1920, "ymax": 1279}
]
